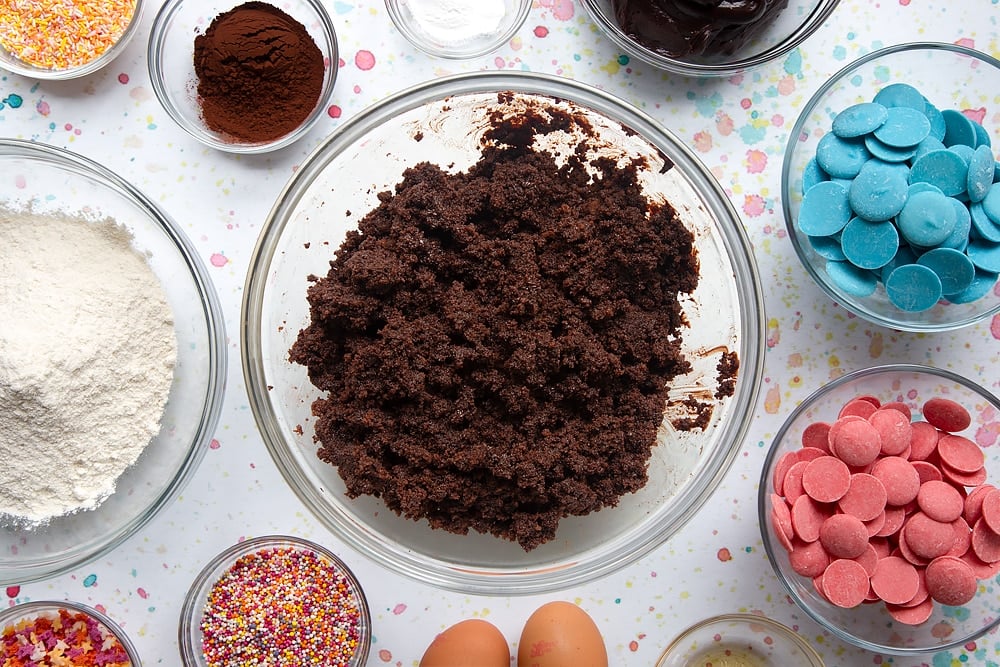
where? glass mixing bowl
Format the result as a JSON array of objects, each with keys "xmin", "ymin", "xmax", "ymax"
[
  {"xmin": 759, "ymin": 364, "xmax": 1000, "ymax": 655},
  {"xmin": 782, "ymin": 43, "xmax": 1000, "ymax": 332},
  {"xmin": 656, "ymin": 614, "xmax": 824, "ymax": 667},
  {"xmin": 0, "ymin": 139, "xmax": 226, "ymax": 584},
  {"xmin": 243, "ymin": 71, "xmax": 764, "ymax": 594}
]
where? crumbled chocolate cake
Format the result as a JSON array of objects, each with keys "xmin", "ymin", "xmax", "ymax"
[{"xmin": 290, "ymin": 95, "xmax": 704, "ymax": 550}]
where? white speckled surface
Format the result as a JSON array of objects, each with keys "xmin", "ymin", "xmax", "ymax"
[{"xmin": 2, "ymin": 1, "xmax": 1000, "ymax": 665}]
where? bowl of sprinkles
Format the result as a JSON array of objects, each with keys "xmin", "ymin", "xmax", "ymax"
[
  {"xmin": 0, "ymin": 0, "xmax": 143, "ymax": 79},
  {"xmin": 179, "ymin": 535, "xmax": 371, "ymax": 667},
  {"xmin": 0, "ymin": 600, "xmax": 140, "ymax": 666}
]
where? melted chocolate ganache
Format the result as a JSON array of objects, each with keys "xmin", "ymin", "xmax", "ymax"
[{"xmin": 611, "ymin": 0, "xmax": 789, "ymax": 58}]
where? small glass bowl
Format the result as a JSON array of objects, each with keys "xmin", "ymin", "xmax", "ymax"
[
  {"xmin": 385, "ymin": 0, "xmax": 531, "ymax": 59},
  {"xmin": 782, "ymin": 43, "xmax": 1000, "ymax": 332},
  {"xmin": 759, "ymin": 364, "xmax": 1000, "ymax": 655},
  {"xmin": 656, "ymin": 614, "xmax": 824, "ymax": 666},
  {"xmin": 0, "ymin": 139, "xmax": 226, "ymax": 585},
  {"xmin": 179, "ymin": 535, "xmax": 371, "ymax": 667},
  {"xmin": 0, "ymin": 0, "xmax": 144, "ymax": 80},
  {"xmin": 0, "ymin": 600, "xmax": 141, "ymax": 666},
  {"xmin": 580, "ymin": 0, "xmax": 839, "ymax": 77},
  {"xmin": 147, "ymin": 0, "xmax": 339, "ymax": 153},
  {"xmin": 242, "ymin": 71, "xmax": 765, "ymax": 595}
]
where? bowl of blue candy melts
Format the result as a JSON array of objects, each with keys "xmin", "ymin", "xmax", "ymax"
[{"xmin": 782, "ymin": 42, "xmax": 1000, "ymax": 332}]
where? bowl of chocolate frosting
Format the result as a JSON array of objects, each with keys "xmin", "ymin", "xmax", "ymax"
[
  {"xmin": 243, "ymin": 71, "xmax": 765, "ymax": 594},
  {"xmin": 580, "ymin": 0, "xmax": 840, "ymax": 76}
]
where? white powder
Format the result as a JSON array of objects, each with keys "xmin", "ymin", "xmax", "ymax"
[
  {"xmin": 0, "ymin": 207, "xmax": 177, "ymax": 524},
  {"xmin": 405, "ymin": 0, "xmax": 507, "ymax": 44}
]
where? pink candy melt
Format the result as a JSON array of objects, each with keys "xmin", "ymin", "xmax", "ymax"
[{"xmin": 769, "ymin": 392, "xmax": 997, "ymax": 624}]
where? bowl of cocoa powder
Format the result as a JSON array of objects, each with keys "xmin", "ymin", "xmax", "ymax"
[
  {"xmin": 148, "ymin": 0, "xmax": 338, "ymax": 153},
  {"xmin": 243, "ymin": 71, "xmax": 765, "ymax": 594}
]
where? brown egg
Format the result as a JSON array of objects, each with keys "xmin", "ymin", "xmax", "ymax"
[
  {"xmin": 419, "ymin": 618, "xmax": 510, "ymax": 667},
  {"xmin": 518, "ymin": 601, "xmax": 609, "ymax": 667}
]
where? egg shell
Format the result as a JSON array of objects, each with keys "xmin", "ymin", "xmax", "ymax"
[
  {"xmin": 518, "ymin": 601, "xmax": 608, "ymax": 667},
  {"xmin": 418, "ymin": 618, "xmax": 510, "ymax": 667}
]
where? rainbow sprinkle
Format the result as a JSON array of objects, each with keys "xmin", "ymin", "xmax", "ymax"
[
  {"xmin": 0, "ymin": 607, "xmax": 132, "ymax": 667},
  {"xmin": 200, "ymin": 546, "xmax": 364, "ymax": 667},
  {"xmin": 0, "ymin": 0, "xmax": 137, "ymax": 70}
]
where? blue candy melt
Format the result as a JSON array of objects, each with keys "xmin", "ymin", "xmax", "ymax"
[
  {"xmin": 909, "ymin": 149, "xmax": 970, "ymax": 197},
  {"xmin": 924, "ymin": 102, "xmax": 947, "ymax": 141},
  {"xmin": 942, "ymin": 109, "xmax": 978, "ymax": 148},
  {"xmin": 967, "ymin": 239, "xmax": 1000, "ymax": 273},
  {"xmin": 849, "ymin": 159, "xmax": 909, "ymax": 221},
  {"xmin": 865, "ymin": 134, "xmax": 917, "ymax": 163},
  {"xmin": 832, "ymin": 102, "xmax": 888, "ymax": 138},
  {"xmin": 816, "ymin": 133, "xmax": 871, "ymax": 178},
  {"xmin": 970, "ymin": 202, "xmax": 1000, "ymax": 243},
  {"xmin": 967, "ymin": 145, "xmax": 994, "ymax": 203},
  {"xmin": 946, "ymin": 270, "xmax": 999, "ymax": 304},
  {"xmin": 982, "ymin": 185, "xmax": 1000, "ymax": 226},
  {"xmin": 917, "ymin": 247, "xmax": 976, "ymax": 295},
  {"xmin": 885, "ymin": 263, "xmax": 943, "ymax": 311},
  {"xmin": 841, "ymin": 217, "xmax": 898, "ymax": 269},
  {"xmin": 897, "ymin": 190, "xmax": 958, "ymax": 246},
  {"xmin": 802, "ymin": 157, "xmax": 828, "ymax": 193},
  {"xmin": 873, "ymin": 106, "xmax": 931, "ymax": 148},
  {"xmin": 826, "ymin": 260, "xmax": 878, "ymax": 297},
  {"xmin": 798, "ymin": 181, "xmax": 852, "ymax": 236},
  {"xmin": 873, "ymin": 83, "xmax": 926, "ymax": 110}
]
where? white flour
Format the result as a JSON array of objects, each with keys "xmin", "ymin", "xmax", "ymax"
[
  {"xmin": 0, "ymin": 207, "xmax": 177, "ymax": 524},
  {"xmin": 405, "ymin": 0, "xmax": 507, "ymax": 43}
]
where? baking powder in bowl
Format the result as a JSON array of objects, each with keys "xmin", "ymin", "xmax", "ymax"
[
  {"xmin": 0, "ymin": 207, "xmax": 176, "ymax": 524},
  {"xmin": 404, "ymin": 0, "xmax": 506, "ymax": 44}
]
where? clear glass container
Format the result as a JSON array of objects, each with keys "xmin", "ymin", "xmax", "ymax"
[
  {"xmin": 580, "ymin": 0, "xmax": 840, "ymax": 77},
  {"xmin": 242, "ymin": 71, "xmax": 765, "ymax": 594},
  {"xmin": 0, "ymin": 140, "xmax": 226, "ymax": 585},
  {"xmin": 0, "ymin": 600, "xmax": 142, "ymax": 666},
  {"xmin": 759, "ymin": 364, "xmax": 1000, "ymax": 654},
  {"xmin": 178, "ymin": 535, "xmax": 371, "ymax": 667},
  {"xmin": 0, "ymin": 0, "xmax": 144, "ymax": 80},
  {"xmin": 656, "ymin": 614, "xmax": 824, "ymax": 666},
  {"xmin": 385, "ymin": 0, "xmax": 531, "ymax": 59},
  {"xmin": 147, "ymin": 0, "xmax": 339, "ymax": 153},
  {"xmin": 782, "ymin": 43, "xmax": 1000, "ymax": 332}
]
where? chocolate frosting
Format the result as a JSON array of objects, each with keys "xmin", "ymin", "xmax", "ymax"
[{"xmin": 611, "ymin": 0, "xmax": 789, "ymax": 58}]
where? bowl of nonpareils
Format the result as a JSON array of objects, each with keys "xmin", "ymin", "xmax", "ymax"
[
  {"xmin": 579, "ymin": 0, "xmax": 840, "ymax": 77},
  {"xmin": 147, "ymin": 0, "xmax": 339, "ymax": 153},
  {"xmin": 242, "ymin": 70, "xmax": 765, "ymax": 595},
  {"xmin": 759, "ymin": 363, "xmax": 1000, "ymax": 655},
  {"xmin": 179, "ymin": 535, "xmax": 371, "ymax": 667},
  {"xmin": 0, "ymin": 139, "xmax": 226, "ymax": 584},
  {"xmin": 0, "ymin": 600, "xmax": 142, "ymax": 666},
  {"xmin": 783, "ymin": 43, "xmax": 1000, "ymax": 332},
  {"xmin": 0, "ymin": 0, "xmax": 145, "ymax": 80}
]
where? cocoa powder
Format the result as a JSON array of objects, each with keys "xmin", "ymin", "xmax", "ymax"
[{"xmin": 193, "ymin": 2, "xmax": 325, "ymax": 143}]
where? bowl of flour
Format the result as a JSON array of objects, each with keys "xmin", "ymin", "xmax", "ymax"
[{"xmin": 0, "ymin": 139, "xmax": 226, "ymax": 584}]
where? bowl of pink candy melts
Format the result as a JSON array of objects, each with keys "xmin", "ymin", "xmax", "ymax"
[{"xmin": 759, "ymin": 363, "xmax": 1000, "ymax": 655}]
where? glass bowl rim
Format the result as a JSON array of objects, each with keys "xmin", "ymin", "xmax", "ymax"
[
  {"xmin": 780, "ymin": 41, "xmax": 1000, "ymax": 332},
  {"xmin": 656, "ymin": 612, "xmax": 825, "ymax": 666},
  {"xmin": 578, "ymin": 0, "xmax": 841, "ymax": 77},
  {"xmin": 383, "ymin": 0, "xmax": 532, "ymax": 60},
  {"xmin": 177, "ymin": 534, "xmax": 372, "ymax": 666},
  {"xmin": 146, "ymin": 0, "xmax": 340, "ymax": 154},
  {"xmin": 0, "ymin": 138, "xmax": 227, "ymax": 585},
  {"xmin": 0, "ymin": 0, "xmax": 145, "ymax": 80},
  {"xmin": 241, "ymin": 69, "xmax": 766, "ymax": 595},
  {"xmin": 0, "ymin": 599, "xmax": 142, "ymax": 665},
  {"xmin": 757, "ymin": 362, "xmax": 1000, "ymax": 655}
]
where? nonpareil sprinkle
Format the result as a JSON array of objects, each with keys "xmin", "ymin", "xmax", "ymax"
[
  {"xmin": 0, "ymin": 0, "xmax": 137, "ymax": 70},
  {"xmin": 0, "ymin": 607, "xmax": 133, "ymax": 666},
  {"xmin": 200, "ymin": 546, "xmax": 364, "ymax": 667}
]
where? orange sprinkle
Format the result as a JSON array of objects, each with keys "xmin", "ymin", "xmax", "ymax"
[{"xmin": 0, "ymin": 0, "xmax": 137, "ymax": 70}]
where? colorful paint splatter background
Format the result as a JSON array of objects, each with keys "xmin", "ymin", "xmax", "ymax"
[{"xmin": 3, "ymin": 1, "xmax": 1000, "ymax": 665}]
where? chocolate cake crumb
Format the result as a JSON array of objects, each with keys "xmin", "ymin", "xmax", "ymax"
[
  {"xmin": 716, "ymin": 350, "xmax": 740, "ymax": 399},
  {"xmin": 290, "ymin": 97, "xmax": 702, "ymax": 550}
]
